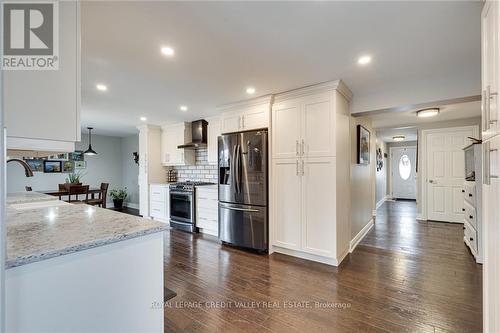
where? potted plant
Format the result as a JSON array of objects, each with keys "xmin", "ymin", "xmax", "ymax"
[
  {"xmin": 109, "ymin": 188, "xmax": 128, "ymax": 209},
  {"xmin": 64, "ymin": 170, "xmax": 85, "ymax": 189}
]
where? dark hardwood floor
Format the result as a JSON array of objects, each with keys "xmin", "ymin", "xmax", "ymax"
[{"xmin": 163, "ymin": 200, "xmax": 482, "ymax": 332}]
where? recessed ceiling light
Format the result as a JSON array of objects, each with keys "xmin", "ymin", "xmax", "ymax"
[
  {"xmin": 96, "ymin": 84, "xmax": 107, "ymax": 91},
  {"xmin": 140, "ymin": 116, "xmax": 147, "ymax": 122},
  {"xmin": 393, "ymin": 135, "xmax": 405, "ymax": 142},
  {"xmin": 357, "ymin": 55, "xmax": 372, "ymax": 65},
  {"xmin": 246, "ymin": 87, "xmax": 256, "ymax": 94},
  {"xmin": 161, "ymin": 46, "xmax": 175, "ymax": 57},
  {"xmin": 180, "ymin": 105, "xmax": 188, "ymax": 111},
  {"xmin": 416, "ymin": 108, "xmax": 440, "ymax": 118}
]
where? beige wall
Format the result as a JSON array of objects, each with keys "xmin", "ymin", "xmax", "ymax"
[
  {"xmin": 350, "ymin": 116, "xmax": 376, "ymax": 238},
  {"xmin": 375, "ymin": 136, "xmax": 389, "ymax": 206}
]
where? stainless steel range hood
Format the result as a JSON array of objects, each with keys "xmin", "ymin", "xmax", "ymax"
[{"xmin": 178, "ymin": 119, "xmax": 208, "ymax": 149}]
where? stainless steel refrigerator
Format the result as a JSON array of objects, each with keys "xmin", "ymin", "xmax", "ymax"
[{"xmin": 218, "ymin": 129, "xmax": 268, "ymax": 251}]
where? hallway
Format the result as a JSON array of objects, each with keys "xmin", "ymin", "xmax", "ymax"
[{"xmin": 164, "ymin": 200, "xmax": 482, "ymax": 332}]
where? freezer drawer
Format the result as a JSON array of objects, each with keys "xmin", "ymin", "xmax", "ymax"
[{"xmin": 219, "ymin": 202, "xmax": 268, "ymax": 251}]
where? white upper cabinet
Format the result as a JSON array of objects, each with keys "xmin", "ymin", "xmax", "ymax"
[
  {"xmin": 302, "ymin": 92, "xmax": 336, "ymax": 158},
  {"xmin": 206, "ymin": 116, "xmax": 221, "ymax": 165},
  {"xmin": 4, "ymin": 1, "xmax": 81, "ymax": 152},
  {"xmin": 161, "ymin": 123, "xmax": 195, "ymax": 166},
  {"xmin": 219, "ymin": 96, "xmax": 272, "ymax": 134},
  {"xmin": 272, "ymin": 91, "xmax": 336, "ymax": 159},
  {"xmin": 271, "ymin": 99, "xmax": 301, "ymax": 159},
  {"xmin": 482, "ymin": 1, "xmax": 500, "ymax": 139}
]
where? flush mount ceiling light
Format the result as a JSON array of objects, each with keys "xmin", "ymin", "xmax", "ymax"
[
  {"xmin": 161, "ymin": 46, "xmax": 175, "ymax": 57},
  {"xmin": 246, "ymin": 87, "xmax": 256, "ymax": 94},
  {"xmin": 96, "ymin": 84, "xmax": 107, "ymax": 92},
  {"xmin": 84, "ymin": 127, "xmax": 98, "ymax": 156},
  {"xmin": 140, "ymin": 116, "xmax": 147, "ymax": 122},
  {"xmin": 416, "ymin": 108, "xmax": 440, "ymax": 118},
  {"xmin": 357, "ymin": 55, "xmax": 372, "ymax": 65},
  {"xmin": 393, "ymin": 135, "xmax": 405, "ymax": 142},
  {"xmin": 180, "ymin": 105, "xmax": 188, "ymax": 112}
]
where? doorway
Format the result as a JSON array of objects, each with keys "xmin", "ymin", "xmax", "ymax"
[{"xmin": 391, "ymin": 146, "xmax": 417, "ymax": 200}]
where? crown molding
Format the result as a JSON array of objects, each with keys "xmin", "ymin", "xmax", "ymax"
[
  {"xmin": 217, "ymin": 94, "xmax": 274, "ymax": 112},
  {"xmin": 273, "ymin": 79, "xmax": 352, "ymax": 103}
]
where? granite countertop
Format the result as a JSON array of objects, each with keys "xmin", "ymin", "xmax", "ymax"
[
  {"xmin": 6, "ymin": 204, "xmax": 168, "ymax": 269},
  {"xmin": 7, "ymin": 192, "xmax": 58, "ymax": 205}
]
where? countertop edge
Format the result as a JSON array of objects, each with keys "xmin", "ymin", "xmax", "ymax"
[{"xmin": 6, "ymin": 225, "xmax": 169, "ymax": 269}]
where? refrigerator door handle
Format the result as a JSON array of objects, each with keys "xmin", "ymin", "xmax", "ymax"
[
  {"xmin": 230, "ymin": 144, "xmax": 237, "ymax": 193},
  {"xmin": 222, "ymin": 206, "xmax": 260, "ymax": 213},
  {"xmin": 236, "ymin": 144, "xmax": 242, "ymax": 193}
]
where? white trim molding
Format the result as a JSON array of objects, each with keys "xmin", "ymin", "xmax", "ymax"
[{"xmin": 349, "ymin": 219, "xmax": 374, "ymax": 253}]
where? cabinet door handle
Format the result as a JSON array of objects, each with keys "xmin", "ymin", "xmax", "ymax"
[
  {"xmin": 461, "ymin": 189, "xmax": 465, "ymax": 193},
  {"xmin": 296, "ymin": 160, "xmax": 299, "ymax": 176},
  {"xmin": 301, "ymin": 160, "xmax": 304, "ymax": 176},
  {"xmin": 469, "ymin": 193, "xmax": 473, "ymax": 197},
  {"xmin": 485, "ymin": 86, "xmax": 491, "ymax": 131},
  {"xmin": 470, "ymin": 237, "xmax": 474, "ymax": 241},
  {"xmin": 301, "ymin": 139, "xmax": 305, "ymax": 156},
  {"xmin": 296, "ymin": 140, "xmax": 299, "ymax": 156},
  {"xmin": 469, "ymin": 215, "xmax": 473, "ymax": 219},
  {"xmin": 462, "ymin": 208, "xmax": 465, "ymax": 212}
]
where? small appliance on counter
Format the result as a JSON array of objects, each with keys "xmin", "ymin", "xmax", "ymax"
[
  {"xmin": 218, "ymin": 129, "xmax": 268, "ymax": 252},
  {"xmin": 167, "ymin": 169, "xmax": 177, "ymax": 183},
  {"xmin": 169, "ymin": 181, "xmax": 215, "ymax": 233}
]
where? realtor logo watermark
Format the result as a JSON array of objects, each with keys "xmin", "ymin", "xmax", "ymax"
[{"xmin": 2, "ymin": 1, "xmax": 59, "ymax": 70}]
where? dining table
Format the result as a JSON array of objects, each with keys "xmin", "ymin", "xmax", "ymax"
[{"xmin": 41, "ymin": 188, "xmax": 103, "ymax": 200}]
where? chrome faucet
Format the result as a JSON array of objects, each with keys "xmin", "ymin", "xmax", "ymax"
[{"xmin": 7, "ymin": 159, "xmax": 34, "ymax": 177}]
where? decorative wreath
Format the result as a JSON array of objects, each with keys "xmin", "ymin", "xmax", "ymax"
[{"xmin": 376, "ymin": 148, "xmax": 383, "ymax": 171}]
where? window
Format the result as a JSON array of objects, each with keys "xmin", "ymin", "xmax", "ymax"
[{"xmin": 399, "ymin": 155, "xmax": 411, "ymax": 180}]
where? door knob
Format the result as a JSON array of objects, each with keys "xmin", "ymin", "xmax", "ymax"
[{"xmin": 429, "ymin": 180, "xmax": 435, "ymax": 184}]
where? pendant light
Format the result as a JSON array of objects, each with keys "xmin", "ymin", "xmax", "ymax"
[{"xmin": 84, "ymin": 127, "xmax": 97, "ymax": 155}]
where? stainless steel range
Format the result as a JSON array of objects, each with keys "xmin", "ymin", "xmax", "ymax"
[{"xmin": 169, "ymin": 181, "xmax": 215, "ymax": 233}]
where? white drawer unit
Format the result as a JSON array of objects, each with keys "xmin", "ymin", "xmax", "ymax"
[
  {"xmin": 464, "ymin": 220, "xmax": 478, "ymax": 254},
  {"xmin": 462, "ymin": 148, "xmax": 482, "ymax": 264},
  {"xmin": 464, "ymin": 181, "xmax": 477, "ymax": 207},
  {"xmin": 196, "ymin": 186, "xmax": 218, "ymax": 236},
  {"xmin": 149, "ymin": 184, "xmax": 170, "ymax": 223}
]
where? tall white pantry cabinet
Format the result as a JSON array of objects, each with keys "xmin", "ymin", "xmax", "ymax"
[
  {"xmin": 270, "ymin": 80, "xmax": 352, "ymax": 266},
  {"xmin": 482, "ymin": 1, "xmax": 500, "ymax": 332}
]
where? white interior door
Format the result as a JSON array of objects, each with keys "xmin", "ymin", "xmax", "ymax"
[
  {"xmin": 426, "ymin": 127, "xmax": 475, "ymax": 222},
  {"xmin": 391, "ymin": 147, "xmax": 417, "ymax": 199}
]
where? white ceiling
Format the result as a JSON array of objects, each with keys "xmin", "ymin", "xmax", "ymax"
[
  {"xmin": 81, "ymin": 1, "xmax": 482, "ymax": 136},
  {"xmin": 372, "ymin": 100, "xmax": 481, "ymax": 142}
]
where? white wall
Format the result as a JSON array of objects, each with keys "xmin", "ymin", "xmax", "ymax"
[
  {"xmin": 350, "ymin": 116, "xmax": 376, "ymax": 238},
  {"xmin": 7, "ymin": 134, "xmax": 139, "ymax": 207},
  {"xmin": 121, "ymin": 135, "xmax": 139, "ymax": 207},
  {"xmin": 375, "ymin": 137, "xmax": 388, "ymax": 207}
]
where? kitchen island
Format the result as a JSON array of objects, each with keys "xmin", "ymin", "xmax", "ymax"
[{"xmin": 5, "ymin": 194, "xmax": 167, "ymax": 332}]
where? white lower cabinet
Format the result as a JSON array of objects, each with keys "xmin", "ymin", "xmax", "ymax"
[
  {"xmin": 301, "ymin": 158, "xmax": 336, "ymax": 258},
  {"xmin": 149, "ymin": 184, "xmax": 170, "ymax": 223},
  {"xmin": 196, "ymin": 186, "xmax": 218, "ymax": 236},
  {"xmin": 272, "ymin": 157, "xmax": 337, "ymax": 260},
  {"xmin": 273, "ymin": 159, "xmax": 302, "ymax": 250}
]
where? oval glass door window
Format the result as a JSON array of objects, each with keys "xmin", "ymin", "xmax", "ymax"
[{"xmin": 399, "ymin": 155, "xmax": 411, "ymax": 180}]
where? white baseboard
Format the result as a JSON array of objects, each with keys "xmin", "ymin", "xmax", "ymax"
[
  {"xmin": 349, "ymin": 219, "xmax": 374, "ymax": 253},
  {"xmin": 272, "ymin": 246, "xmax": 342, "ymax": 266},
  {"xmin": 125, "ymin": 202, "xmax": 139, "ymax": 209},
  {"xmin": 416, "ymin": 214, "xmax": 425, "ymax": 221}
]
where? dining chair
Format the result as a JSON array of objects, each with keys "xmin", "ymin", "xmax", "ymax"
[
  {"xmin": 58, "ymin": 183, "xmax": 67, "ymax": 200},
  {"xmin": 87, "ymin": 183, "xmax": 109, "ymax": 208},
  {"xmin": 25, "ymin": 186, "xmax": 32, "ymax": 192},
  {"xmin": 67, "ymin": 185, "xmax": 89, "ymax": 204}
]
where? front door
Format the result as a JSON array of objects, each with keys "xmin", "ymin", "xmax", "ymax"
[
  {"xmin": 392, "ymin": 147, "xmax": 417, "ymax": 199},
  {"xmin": 426, "ymin": 127, "xmax": 476, "ymax": 222}
]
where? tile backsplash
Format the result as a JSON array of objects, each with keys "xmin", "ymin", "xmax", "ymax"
[{"xmin": 168, "ymin": 148, "xmax": 217, "ymax": 182}]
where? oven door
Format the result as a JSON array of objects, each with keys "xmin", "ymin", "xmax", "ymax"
[{"xmin": 169, "ymin": 190, "xmax": 193, "ymax": 224}]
